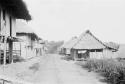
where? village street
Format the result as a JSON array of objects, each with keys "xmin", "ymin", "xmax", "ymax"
[{"xmin": 0, "ymin": 54, "xmax": 106, "ymax": 84}]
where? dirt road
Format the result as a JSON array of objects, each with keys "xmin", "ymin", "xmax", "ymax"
[{"xmin": 0, "ymin": 54, "xmax": 106, "ymax": 84}]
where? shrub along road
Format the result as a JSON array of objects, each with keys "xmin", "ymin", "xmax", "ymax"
[{"xmin": 0, "ymin": 54, "xmax": 106, "ymax": 84}]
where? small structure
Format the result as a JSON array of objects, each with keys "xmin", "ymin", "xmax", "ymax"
[
  {"xmin": 71, "ymin": 30, "xmax": 119, "ymax": 60},
  {"xmin": 0, "ymin": 0, "xmax": 31, "ymax": 64},
  {"xmin": 60, "ymin": 37, "xmax": 77, "ymax": 55}
]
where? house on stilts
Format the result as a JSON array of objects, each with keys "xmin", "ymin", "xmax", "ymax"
[
  {"xmin": 0, "ymin": 0, "xmax": 31, "ymax": 64},
  {"xmin": 71, "ymin": 30, "xmax": 119, "ymax": 60}
]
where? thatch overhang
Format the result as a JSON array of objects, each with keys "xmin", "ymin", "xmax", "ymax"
[
  {"xmin": 7, "ymin": 36, "xmax": 23, "ymax": 42},
  {"xmin": 16, "ymin": 32, "xmax": 39, "ymax": 41},
  {"xmin": 0, "ymin": 0, "xmax": 31, "ymax": 21},
  {"xmin": 104, "ymin": 42, "xmax": 119, "ymax": 51}
]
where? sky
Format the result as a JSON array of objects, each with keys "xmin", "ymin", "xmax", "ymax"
[{"xmin": 24, "ymin": 0, "xmax": 125, "ymax": 43}]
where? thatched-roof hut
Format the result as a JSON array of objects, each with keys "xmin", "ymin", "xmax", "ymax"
[
  {"xmin": 71, "ymin": 30, "xmax": 119, "ymax": 60},
  {"xmin": 60, "ymin": 36, "xmax": 77, "ymax": 55},
  {"xmin": 15, "ymin": 21, "xmax": 44, "ymax": 59}
]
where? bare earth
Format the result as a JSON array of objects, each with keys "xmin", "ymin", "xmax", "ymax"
[{"xmin": 0, "ymin": 54, "xmax": 106, "ymax": 84}]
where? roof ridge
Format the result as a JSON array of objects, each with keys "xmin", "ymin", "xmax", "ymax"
[
  {"xmin": 87, "ymin": 31, "xmax": 107, "ymax": 47},
  {"xmin": 86, "ymin": 31, "xmax": 117, "ymax": 50}
]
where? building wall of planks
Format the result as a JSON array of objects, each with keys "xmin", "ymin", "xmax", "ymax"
[
  {"xmin": 70, "ymin": 48, "xmax": 118, "ymax": 60},
  {"xmin": 89, "ymin": 49, "xmax": 118, "ymax": 59}
]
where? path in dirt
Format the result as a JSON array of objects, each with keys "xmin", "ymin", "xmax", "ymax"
[
  {"xmin": 23, "ymin": 54, "xmax": 106, "ymax": 84},
  {"xmin": 0, "ymin": 54, "xmax": 106, "ymax": 84}
]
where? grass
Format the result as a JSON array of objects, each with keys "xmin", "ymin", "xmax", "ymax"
[{"xmin": 81, "ymin": 59, "xmax": 125, "ymax": 84}]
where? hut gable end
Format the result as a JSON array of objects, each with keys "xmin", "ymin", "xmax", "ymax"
[{"xmin": 73, "ymin": 30, "xmax": 106, "ymax": 50}]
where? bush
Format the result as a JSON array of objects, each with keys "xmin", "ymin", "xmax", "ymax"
[{"xmin": 82, "ymin": 59, "xmax": 125, "ymax": 84}]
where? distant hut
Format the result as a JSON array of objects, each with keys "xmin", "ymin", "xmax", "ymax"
[
  {"xmin": 60, "ymin": 37, "xmax": 77, "ymax": 56},
  {"xmin": 0, "ymin": 0, "xmax": 31, "ymax": 64},
  {"xmin": 71, "ymin": 30, "xmax": 119, "ymax": 60},
  {"xmin": 60, "ymin": 42, "xmax": 67, "ymax": 55}
]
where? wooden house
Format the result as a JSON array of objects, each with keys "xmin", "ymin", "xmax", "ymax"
[
  {"xmin": 15, "ymin": 21, "xmax": 43, "ymax": 59},
  {"xmin": 71, "ymin": 30, "xmax": 119, "ymax": 60},
  {"xmin": 0, "ymin": 0, "xmax": 31, "ymax": 64}
]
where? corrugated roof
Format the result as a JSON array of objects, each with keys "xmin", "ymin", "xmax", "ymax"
[{"xmin": 73, "ymin": 30, "xmax": 106, "ymax": 49}]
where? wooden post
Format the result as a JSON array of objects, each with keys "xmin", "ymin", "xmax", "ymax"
[
  {"xmin": 9, "ymin": 40, "xmax": 13, "ymax": 63},
  {"xmin": 3, "ymin": 36, "xmax": 6, "ymax": 65},
  {"xmin": 0, "ymin": 48, "xmax": 2, "ymax": 64},
  {"xmin": 0, "ymin": 10, "xmax": 1, "ymax": 64},
  {"xmin": 74, "ymin": 49, "xmax": 77, "ymax": 60},
  {"xmin": 95, "ymin": 50, "xmax": 97, "ymax": 59},
  {"xmin": 20, "ymin": 42, "xmax": 21, "ymax": 56},
  {"xmin": 9, "ymin": 16, "xmax": 13, "ymax": 63},
  {"xmin": 2, "ymin": 10, "xmax": 7, "ymax": 66}
]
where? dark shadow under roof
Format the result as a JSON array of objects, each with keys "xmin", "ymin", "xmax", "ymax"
[{"xmin": 0, "ymin": 0, "xmax": 31, "ymax": 21}]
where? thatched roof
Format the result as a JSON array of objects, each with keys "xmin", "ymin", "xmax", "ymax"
[
  {"xmin": 73, "ymin": 30, "xmax": 117, "ymax": 50},
  {"xmin": 104, "ymin": 42, "xmax": 119, "ymax": 50},
  {"xmin": 0, "ymin": 0, "xmax": 31, "ymax": 20},
  {"xmin": 16, "ymin": 20, "xmax": 34, "ymax": 33},
  {"xmin": 16, "ymin": 21, "xmax": 38, "ymax": 41},
  {"xmin": 63, "ymin": 37, "xmax": 78, "ymax": 49},
  {"xmin": 61, "ymin": 36, "xmax": 77, "ymax": 49}
]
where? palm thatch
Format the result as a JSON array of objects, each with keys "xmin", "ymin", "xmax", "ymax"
[{"xmin": 0, "ymin": 0, "xmax": 31, "ymax": 20}]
